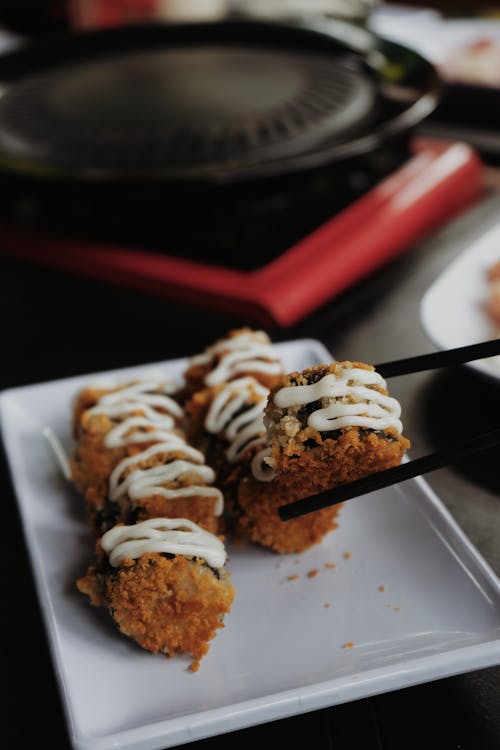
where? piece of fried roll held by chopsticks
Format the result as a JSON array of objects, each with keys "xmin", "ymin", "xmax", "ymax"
[{"xmin": 235, "ymin": 361, "xmax": 410, "ymax": 554}]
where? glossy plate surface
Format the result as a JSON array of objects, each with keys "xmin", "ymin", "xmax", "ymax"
[
  {"xmin": 1, "ymin": 338, "xmax": 500, "ymax": 750},
  {"xmin": 420, "ymin": 220, "xmax": 500, "ymax": 380}
]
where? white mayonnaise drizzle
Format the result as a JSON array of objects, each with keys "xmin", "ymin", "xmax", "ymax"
[
  {"xmin": 108, "ymin": 438, "xmax": 224, "ymax": 515},
  {"xmin": 204, "ymin": 377, "xmax": 273, "ymax": 481},
  {"xmin": 86, "ymin": 378, "xmax": 183, "ymax": 448},
  {"xmin": 250, "ymin": 446, "xmax": 275, "ymax": 483},
  {"xmin": 101, "ymin": 517, "xmax": 227, "ymax": 569},
  {"xmin": 273, "ymin": 367, "xmax": 403, "ymax": 434},
  {"xmin": 189, "ymin": 330, "xmax": 282, "ymax": 387}
]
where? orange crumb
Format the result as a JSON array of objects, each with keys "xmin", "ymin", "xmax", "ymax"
[
  {"xmin": 287, "ymin": 574, "xmax": 300, "ymax": 581},
  {"xmin": 342, "ymin": 641, "xmax": 355, "ymax": 649},
  {"xmin": 189, "ymin": 660, "xmax": 200, "ymax": 673},
  {"xmin": 230, "ymin": 537, "xmax": 246, "ymax": 548},
  {"xmin": 307, "ymin": 568, "xmax": 319, "ymax": 579},
  {"xmin": 393, "ymin": 606, "xmax": 400, "ymax": 612},
  {"xmin": 377, "ymin": 585, "xmax": 385, "ymax": 592},
  {"xmin": 324, "ymin": 562, "xmax": 336, "ymax": 570},
  {"xmin": 324, "ymin": 603, "xmax": 331, "ymax": 608},
  {"xmin": 343, "ymin": 552, "xmax": 352, "ymax": 560}
]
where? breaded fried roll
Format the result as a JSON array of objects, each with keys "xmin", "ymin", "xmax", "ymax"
[
  {"xmin": 71, "ymin": 375, "xmax": 223, "ymax": 535},
  {"xmin": 77, "ymin": 518, "xmax": 235, "ymax": 671},
  {"xmin": 234, "ymin": 361, "xmax": 410, "ymax": 554}
]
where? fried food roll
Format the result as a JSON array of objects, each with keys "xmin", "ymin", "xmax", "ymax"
[
  {"xmin": 182, "ymin": 328, "xmax": 283, "ymax": 397},
  {"xmin": 234, "ymin": 361, "xmax": 410, "ymax": 554},
  {"xmin": 71, "ymin": 375, "xmax": 223, "ymax": 536},
  {"xmin": 77, "ymin": 518, "xmax": 235, "ymax": 671}
]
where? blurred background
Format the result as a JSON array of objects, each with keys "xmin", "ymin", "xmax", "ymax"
[{"xmin": 0, "ymin": 0, "xmax": 499, "ymax": 330}]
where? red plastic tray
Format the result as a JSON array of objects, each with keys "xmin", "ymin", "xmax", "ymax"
[{"xmin": 0, "ymin": 138, "xmax": 485, "ymax": 326}]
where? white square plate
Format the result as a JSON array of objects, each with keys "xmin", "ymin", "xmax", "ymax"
[
  {"xmin": 2, "ymin": 338, "xmax": 500, "ymax": 750},
  {"xmin": 420, "ymin": 220, "xmax": 500, "ymax": 380}
]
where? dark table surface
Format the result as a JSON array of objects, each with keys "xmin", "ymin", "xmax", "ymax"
[{"xmin": 2, "ymin": 173, "xmax": 500, "ymax": 750}]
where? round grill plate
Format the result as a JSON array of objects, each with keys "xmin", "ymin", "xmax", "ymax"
[
  {"xmin": 0, "ymin": 42, "xmax": 375, "ymax": 178},
  {"xmin": 0, "ymin": 21, "xmax": 437, "ymax": 182}
]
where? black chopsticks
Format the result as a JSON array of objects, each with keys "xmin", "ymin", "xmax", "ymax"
[
  {"xmin": 375, "ymin": 338, "xmax": 500, "ymax": 379},
  {"xmin": 278, "ymin": 427, "xmax": 500, "ymax": 521},
  {"xmin": 278, "ymin": 339, "xmax": 500, "ymax": 522}
]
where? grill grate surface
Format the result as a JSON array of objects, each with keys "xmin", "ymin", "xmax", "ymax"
[{"xmin": 0, "ymin": 44, "xmax": 376, "ymax": 177}]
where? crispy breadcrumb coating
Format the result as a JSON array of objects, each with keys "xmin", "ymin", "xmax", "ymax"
[
  {"xmin": 265, "ymin": 361, "xmax": 409, "ymax": 467},
  {"xmin": 235, "ymin": 473, "xmax": 341, "ymax": 554},
  {"xmin": 72, "ymin": 386, "xmax": 114, "ymax": 438},
  {"xmin": 77, "ymin": 551, "xmax": 234, "ymax": 667}
]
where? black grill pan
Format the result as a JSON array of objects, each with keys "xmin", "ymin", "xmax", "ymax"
[{"xmin": 0, "ymin": 19, "xmax": 439, "ymax": 184}]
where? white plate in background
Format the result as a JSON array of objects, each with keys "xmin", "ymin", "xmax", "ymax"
[
  {"xmin": 420, "ymin": 220, "xmax": 500, "ymax": 380},
  {"xmin": 1, "ymin": 338, "xmax": 500, "ymax": 750}
]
